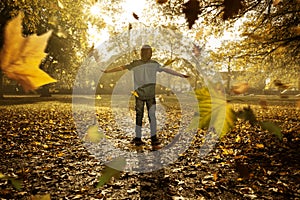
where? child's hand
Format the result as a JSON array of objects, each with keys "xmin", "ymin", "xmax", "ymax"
[{"xmin": 181, "ymin": 74, "xmax": 189, "ymax": 78}]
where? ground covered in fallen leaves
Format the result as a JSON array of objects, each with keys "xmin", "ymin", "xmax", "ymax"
[{"xmin": 0, "ymin": 95, "xmax": 299, "ymax": 200}]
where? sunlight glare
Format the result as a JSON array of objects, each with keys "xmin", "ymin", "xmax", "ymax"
[
  {"xmin": 121, "ymin": 0, "xmax": 146, "ymax": 22},
  {"xmin": 87, "ymin": 23, "xmax": 110, "ymax": 47},
  {"xmin": 90, "ymin": 4, "xmax": 101, "ymax": 16}
]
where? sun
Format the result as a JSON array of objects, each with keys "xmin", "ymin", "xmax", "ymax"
[{"xmin": 85, "ymin": 0, "xmax": 147, "ymax": 47}]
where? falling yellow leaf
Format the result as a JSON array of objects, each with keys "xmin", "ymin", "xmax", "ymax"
[
  {"xmin": 57, "ymin": 0, "xmax": 64, "ymax": 8},
  {"xmin": 131, "ymin": 90, "xmax": 139, "ymax": 97},
  {"xmin": 231, "ymin": 82, "xmax": 249, "ymax": 95},
  {"xmin": 0, "ymin": 13, "xmax": 56, "ymax": 92},
  {"xmin": 195, "ymin": 87, "xmax": 236, "ymax": 137},
  {"xmin": 163, "ymin": 58, "xmax": 177, "ymax": 67}
]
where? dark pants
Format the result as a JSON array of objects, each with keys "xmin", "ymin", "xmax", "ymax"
[{"xmin": 135, "ymin": 97, "xmax": 157, "ymax": 138}]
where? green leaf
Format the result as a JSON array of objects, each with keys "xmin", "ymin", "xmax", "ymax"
[
  {"xmin": 10, "ymin": 178, "xmax": 22, "ymax": 190},
  {"xmin": 236, "ymin": 106, "xmax": 257, "ymax": 125},
  {"xmin": 260, "ymin": 121, "xmax": 282, "ymax": 140},
  {"xmin": 186, "ymin": 112, "xmax": 200, "ymax": 131},
  {"xmin": 195, "ymin": 87, "xmax": 236, "ymax": 137},
  {"xmin": 0, "ymin": 172, "xmax": 22, "ymax": 190},
  {"xmin": 97, "ymin": 157, "xmax": 126, "ymax": 187},
  {"xmin": 0, "ymin": 172, "xmax": 6, "ymax": 179},
  {"xmin": 84, "ymin": 125, "xmax": 105, "ymax": 143}
]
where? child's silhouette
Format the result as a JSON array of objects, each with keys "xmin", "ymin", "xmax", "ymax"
[{"xmin": 103, "ymin": 45, "xmax": 189, "ymax": 146}]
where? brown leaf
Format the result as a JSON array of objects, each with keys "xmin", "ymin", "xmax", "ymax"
[
  {"xmin": 235, "ymin": 160, "xmax": 250, "ymax": 179},
  {"xmin": 156, "ymin": 0, "xmax": 168, "ymax": 4},
  {"xmin": 182, "ymin": 0, "xmax": 201, "ymax": 29},
  {"xmin": 223, "ymin": 0, "xmax": 243, "ymax": 20},
  {"xmin": 132, "ymin": 12, "xmax": 139, "ymax": 20},
  {"xmin": 193, "ymin": 44, "xmax": 201, "ymax": 56},
  {"xmin": 259, "ymin": 98, "xmax": 268, "ymax": 110},
  {"xmin": 231, "ymin": 82, "xmax": 249, "ymax": 95}
]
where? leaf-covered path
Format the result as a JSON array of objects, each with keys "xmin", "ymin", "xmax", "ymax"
[{"xmin": 0, "ymin": 95, "xmax": 299, "ymax": 199}]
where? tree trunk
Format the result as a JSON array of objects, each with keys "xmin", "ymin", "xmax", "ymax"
[
  {"xmin": 227, "ymin": 57, "xmax": 232, "ymax": 94},
  {"xmin": 0, "ymin": 70, "xmax": 4, "ymax": 99},
  {"xmin": 39, "ymin": 56, "xmax": 52, "ymax": 97}
]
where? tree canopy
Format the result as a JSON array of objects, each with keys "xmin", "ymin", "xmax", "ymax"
[{"xmin": 0, "ymin": 0, "xmax": 299, "ymax": 92}]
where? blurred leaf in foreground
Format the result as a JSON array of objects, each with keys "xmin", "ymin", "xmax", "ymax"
[
  {"xmin": 186, "ymin": 112, "xmax": 199, "ymax": 131},
  {"xmin": 260, "ymin": 121, "xmax": 282, "ymax": 140},
  {"xmin": 237, "ymin": 107, "xmax": 282, "ymax": 140},
  {"xmin": 195, "ymin": 87, "xmax": 236, "ymax": 137},
  {"xmin": 236, "ymin": 106, "xmax": 257, "ymax": 125},
  {"xmin": 231, "ymin": 82, "xmax": 249, "ymax": 95},
  {"xmin": 0, "ymin": 172, "xmax": 22, "ymax": 190},
  {"xmin": 0, "ymin": 13, "xmax": 56, "ymax": 92},
  {"xmin": 182, "ymin": 0, "xmax": 201, "ymax": 29},
  {"xmin": 97, "ymin": 157, "xmax": 126, "ymax": 187},
  {"xmin": 84, "ymin": 125, "xmax": 105, "ymax": 143}
]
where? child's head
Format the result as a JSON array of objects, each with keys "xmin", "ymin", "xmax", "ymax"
[{"xmin": 141, "ymin": 45, "xmax": 152, "ymax": 61}]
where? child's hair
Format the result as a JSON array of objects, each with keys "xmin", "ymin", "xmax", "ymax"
[{"xmin": 141, "ymin": 45, "xmax": 152, "ymax": 61}]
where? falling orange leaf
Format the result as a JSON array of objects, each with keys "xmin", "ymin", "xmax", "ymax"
[
  {"xmin": 0, "ymin": 13, "xmax": 56, "ymax": 92},
  {"xmin": 231, "ymin": 82, "xmax": 249, "ymax": 95}
]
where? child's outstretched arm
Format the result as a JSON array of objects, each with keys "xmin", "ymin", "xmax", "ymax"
[
  {"xmin": 161, "ymin": 68, "xmax": 189, "ymax": 78},
  {"xmin": 102, "ymin": 66, "xmax": 126, "ymax": 73}
]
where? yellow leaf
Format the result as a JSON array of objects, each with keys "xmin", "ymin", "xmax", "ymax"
[
  {"xmin": 231, "ymin": 82, "xmax": 249, "ymax": 95},
  {"xmin": 163, "ymin": 58, "xmax": 177, "ymax": 67},
  {"xmin": 131, "ymin": 91, "xmax": 139, "ymax": 97},
  {"xmin": 0, "ymin": 13, "xmax": 56, "ymax": 92},
  {"xmin": 213, "ymin": 172, "xmax": 218, "ymax": 181},
  {"xmin": 57, "ymin": 152, "xmax": 64, "ymax": 157},
  {"xmin": 31, "ymin": 194, "xmax": 51, "ymax": 200},
  {"xmin": 84, "ymin": 125, "xmax": 105, "ymax": 143},
  {"xmin": 256, "ymin": 144, "xmax": 264, "ymax": 149},
  {"xmin": 0, "ymin": 173, "xmax": 6, "ymax": 179},
  {"xmin": 97, "ymin": 157, "xmax": 126, "ymax": 187},
  {"xmin": 235, "ymin": 135, "xmax": 241, "ymax": 143},
  {"xmin": 195, "ymin": 29, "xmax": 203, "ymax": 40},
  {"xmin": 195, "ymin": 87, "xmax": 236, "ymax": 137}
]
